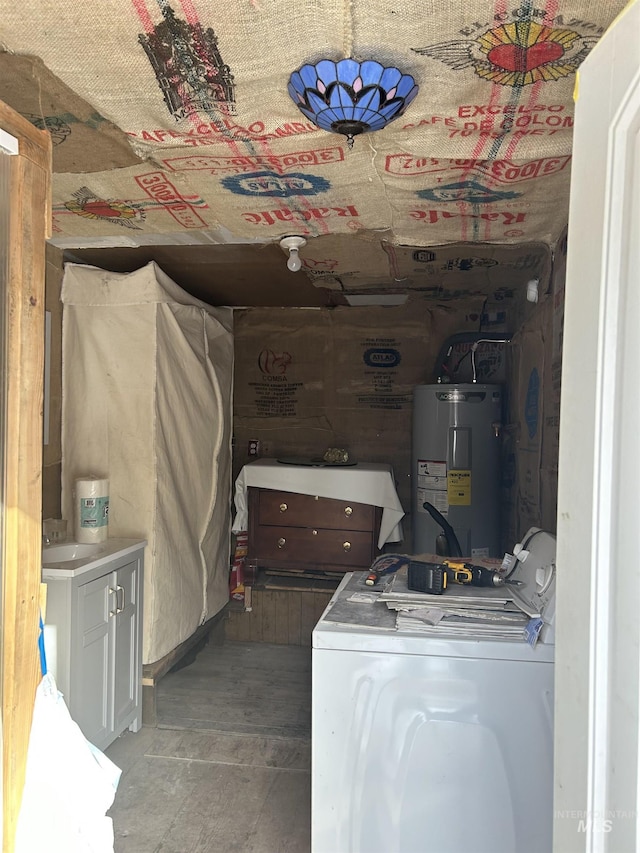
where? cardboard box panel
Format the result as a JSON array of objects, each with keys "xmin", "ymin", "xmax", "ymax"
[{"xmin": 233, "ymin": 300, "xmax": 487, "ymax": 516}]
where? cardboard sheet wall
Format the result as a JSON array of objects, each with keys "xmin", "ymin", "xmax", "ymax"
[
  {"xmin": 61, "ymin": 262, "xmax": 233, "ymax": 664},
  {"xmin": 234, "ymin": 260, "xmax": 566, "ymax": 549},
  {"xmin": 233, "ymin": 302, "xmax": 451, "ymax": 517},
  {"xmin": 502, "ymin": 234, "xmax": 566, "ymax": 546},
  {"xmin": 232, "ymin": 278, "xmax": 558, "ymax": 547}
]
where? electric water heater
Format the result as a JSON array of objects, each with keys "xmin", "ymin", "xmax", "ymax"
[{"xmin": 412, "ymin": 383, "xmax": 502, "ymax": 557}]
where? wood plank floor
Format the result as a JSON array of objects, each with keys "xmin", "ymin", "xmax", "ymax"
[
  {"xmin": 106, "ymin": 640, "xmax": 312, "ymax": 853},
  {"xmin": 226, "ymin": 584, "xmax": 334, "ymax": 646}
]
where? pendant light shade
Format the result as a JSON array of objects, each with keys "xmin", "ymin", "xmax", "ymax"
[{"xmin": 288, "ymin": 58, "xmax": 419, "ymax": 148}]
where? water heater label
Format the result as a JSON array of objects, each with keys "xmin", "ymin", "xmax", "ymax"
[
  {"xmin": 471, "ymin": 547, "xmax": 490, "ymax": 558},
  {"xmin": 418, "ymin": 487, "xmax": 448, "ymax": 514},
  {"xmin": 447, "ymin": 470, "xmax": 471, "ymax": 505},
  {"xmin": 417, "ymin": 459, "xmax": 446, "ymax": 481},
  {"xmin": 417, "ymin": 459, "xmax": 448, "ymax": 514}
]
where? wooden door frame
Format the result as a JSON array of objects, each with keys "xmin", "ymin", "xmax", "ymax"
[{"xmin": 0, "ymin": 101, "xmax": 51, "ymax": 851}]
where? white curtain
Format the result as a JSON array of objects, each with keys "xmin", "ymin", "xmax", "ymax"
[{"xmin": 61, "ymin": 262, "xmax": 233, "ymax": 663}]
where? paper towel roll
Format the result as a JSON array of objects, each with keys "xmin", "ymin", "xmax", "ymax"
[{"xmin": 74, "ymin": 476, "xmax": 109, "ymax": 543}]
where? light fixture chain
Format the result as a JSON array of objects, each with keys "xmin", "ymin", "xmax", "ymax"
[{"xmin": 342, "ymin": 0, "xmax": 354, "ymax": 58}]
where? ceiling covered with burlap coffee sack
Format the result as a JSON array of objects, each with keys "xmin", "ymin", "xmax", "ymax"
[{"xmin": 0, "ymin": 1, "xmax": 626, "ymax": 305}]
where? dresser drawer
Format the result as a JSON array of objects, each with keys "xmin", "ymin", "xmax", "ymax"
[
  {"xmin": 256, "ymin": 489, "xmax": 375, "ymax": 532},
  {"xmin": 252, "ymin": 525, "xmax": 374, "ymax": 568}
]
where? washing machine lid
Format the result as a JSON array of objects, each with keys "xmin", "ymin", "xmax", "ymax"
[
  {"xmin": 507, "ymin": 528, "xmax": 557, "ymax": 642},
  {"xmin": 313, "ymin": 569, "xmax": 556, "ymax": 661}
]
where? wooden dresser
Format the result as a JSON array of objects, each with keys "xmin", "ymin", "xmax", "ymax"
[{"xmin": 247, "ymin": 487, "xmax": 382, "ymax": 574}]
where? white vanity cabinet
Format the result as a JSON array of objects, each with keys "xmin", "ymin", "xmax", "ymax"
[{"xmin": 42, "ymin": 539, "xmax": 145, "ymax": 751}]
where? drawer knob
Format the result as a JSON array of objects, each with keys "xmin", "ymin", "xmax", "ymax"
[
  {"xmin": 343, "ymin": 541, "xmax": 351, "ymax": 552},
  {"xmin": 279, "ymin": 502, "xmax": 288, "ymax": 513},
  {"xmin": 312, "ymin": 529, "xmax": 318, "ymax": 536},
  {"xmin": 344, "ymin": 506, "xmax": 353, "ymax": 517},
  {"xmin": 277, "ymin": 537, "xmax": 286, "ymax": 548}
]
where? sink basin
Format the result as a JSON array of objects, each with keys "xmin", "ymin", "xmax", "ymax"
[
  {"xmin": 41, "ymin": 538, "xmax": 147, "ymax": 578},
  {"xmin": 43, "ymin": 542, "xmax": 106, "ymax": 563}
]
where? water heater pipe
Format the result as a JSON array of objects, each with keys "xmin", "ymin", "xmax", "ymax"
[
  {"xmin": 422, "ymin": 502, "xmax": 463, "ymax": 557},
  {"xmin": 434, "ymin": 332, "xmax": 512, "ymax": 383}
]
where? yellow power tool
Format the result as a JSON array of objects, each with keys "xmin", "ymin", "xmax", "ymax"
[{"xmin": 443, "ymin": 560, "xmax": 506, "ymax": 587}]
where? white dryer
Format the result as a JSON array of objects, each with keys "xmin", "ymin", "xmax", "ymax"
[{"xmin": 311, "ymin": 529, "xmax": 556, "ymax": 853}]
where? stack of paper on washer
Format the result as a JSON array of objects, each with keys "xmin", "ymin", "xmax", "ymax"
[{"xmin": 379, "ymin": 569, "xmax": 531, "ymax": 639}]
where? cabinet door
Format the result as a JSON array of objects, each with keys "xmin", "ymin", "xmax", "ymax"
[
  {"xmin": 113, "ymin": 560, "xmax": 139, "ymax": 732},
  {"xmin": 74, "ymin": 572, "xmax": 111, "ymax": 747}
]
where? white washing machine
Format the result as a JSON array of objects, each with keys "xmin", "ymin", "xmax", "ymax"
[{"xmin": 312, "ymin": 530, "xmax": 556, "ymax": 853}]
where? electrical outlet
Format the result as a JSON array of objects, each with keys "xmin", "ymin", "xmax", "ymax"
[{"xmin": 247, "ymin": 439, "xmax": 260, "ymax": 457}]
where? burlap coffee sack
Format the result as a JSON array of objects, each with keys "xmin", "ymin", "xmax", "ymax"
[
  {"xmin": 351, "ymin": 0, "xmax": 628, "ymax": 158},
  {"xmin": 150, "ymin": 131, "xmax": 571, "ymax": 246},
  {"xmin": 378, "ymin": 147, "xmax": 572, "ymax": 245},
  {"xmin": 153, "ymin": 134, "xmax": 394, "ymax": 239},
  {"xmin": 2, "ymin": 1, "xmax": 625, "ymax": 161},
  {"xmin": 0, "ymin": 53, "xmax": 139, "ymax": 172},
  {"xmin": 52, "ymin": 164, "xmax": 218, "ymax": 238},
  {"xmin": 1, "ymin": 1, "xmax": 344, "ymax": 147}
]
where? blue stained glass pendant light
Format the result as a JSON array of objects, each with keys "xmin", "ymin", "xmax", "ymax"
[{"xmin": 288, "ymin": 58, "xmax": 419, "ymax": 149}]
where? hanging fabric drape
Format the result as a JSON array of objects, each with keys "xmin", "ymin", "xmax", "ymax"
[{"xmin": 60, "ymin": 262, "xmax": 234, "ymax": 664}]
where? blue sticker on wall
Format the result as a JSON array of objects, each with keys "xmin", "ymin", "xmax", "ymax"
[
  {"xmin": 363, "ymin": 348, "xmax": 401, "ymax": 368},
  {"xmin": 416, "ymin": 180, "xmax": 521, "ymax": 204},
  {"xmin": 221, "ymin": 171, "xmax": 330, "ymax": 197},
  {"xmin": 525, "ymin": 368, "xmax": 540, "ymax": 439}
]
